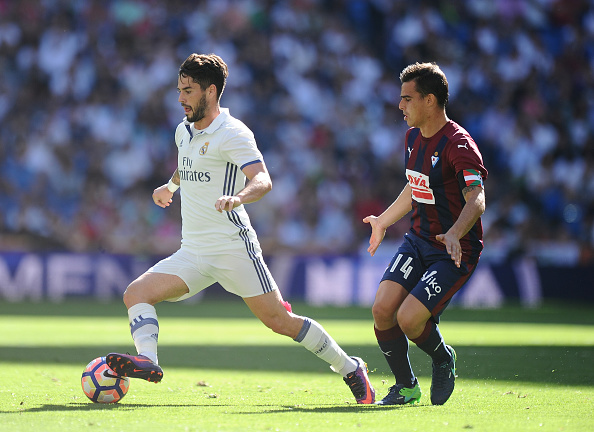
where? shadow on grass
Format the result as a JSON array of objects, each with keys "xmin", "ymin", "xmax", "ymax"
[
  {"xmin": 238, "ymin": 403, "xmax": 420, "ymax": 415},
  {"xmin": 2, "ymin": 402, "xmax": 388, "ymax": 415},
  {"xmin": 2, "ymin": 344, "xmax": 593, "ymax": 387}
]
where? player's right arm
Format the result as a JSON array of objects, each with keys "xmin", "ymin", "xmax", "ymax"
[
  {"xmin": 214, "ymin": 162, "xmax": 272, "ymax": 213},
  {"xmin": 363, "ymin": 183, "xmax": 413, "ymax": 256},
  {"xmin": 153, "ymin": 169, "xmax": 180, "ymax": 208}
]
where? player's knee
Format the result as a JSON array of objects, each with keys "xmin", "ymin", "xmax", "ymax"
[
  {"xmin": 122, "ymin": 284, "xmax": 134, "ymax": 308},
  {"xmin": 396, "ymin": 309, "xmax": 424, "ymax": 338},
  {"xmin": 123, "ymin": 280, "xmax": 146, "ymax": 308},
  {"xmin": 261, "ymin": 312, "xmax": 295, "ymax": 337},
  {"xmin": 372, "ymin": 301, "xmax": 395, "ymax": 325},
  {"xmin": 263, "ymin": 316, "xmax": 286, "ymax": 335}
]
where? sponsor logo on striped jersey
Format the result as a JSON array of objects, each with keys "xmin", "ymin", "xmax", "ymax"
[{"xmin": 406, "ymin": 169, "xmax": 435, "ymax": 204}]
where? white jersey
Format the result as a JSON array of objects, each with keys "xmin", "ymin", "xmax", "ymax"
[{"xmin": 174, "ymin": 108, "xmax": 263, "ymax": 253}]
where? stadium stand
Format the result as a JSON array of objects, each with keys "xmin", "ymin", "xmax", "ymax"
[{"xmin": 0, "ymin": 0, "xmax": 592, "ymax": 266}]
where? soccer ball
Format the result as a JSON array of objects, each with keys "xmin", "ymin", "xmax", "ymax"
[{"xmin": 81, "ymin": 357, "xmax": 130, "ymax": 403}]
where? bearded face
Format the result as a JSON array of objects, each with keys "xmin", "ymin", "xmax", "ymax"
[
  {"xmin": 186, "ymin": 92, "xmax": 208, "ymax": 123},
  {"xmin": 177, "ymin": 74, "xmax": 212, "ymax": 124}
]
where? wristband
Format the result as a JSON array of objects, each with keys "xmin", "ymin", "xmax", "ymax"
[{"xmin": 166, "ymin": 180, "xmax": 180, "ymax": 193}]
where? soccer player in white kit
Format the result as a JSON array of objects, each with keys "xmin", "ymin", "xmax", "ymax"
[{"xmin": 106, "ymin": 53, "xmax": 375, "ymax": 404}]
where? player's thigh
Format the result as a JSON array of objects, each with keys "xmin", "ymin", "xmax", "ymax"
[
  {"xmin": 372, "ymin": 280, "xmax": 409, "ymax": 327},
  {"xmin": 136, "ymin": 248, "xmax": 215, "ymax": 304},
  {"xmin": 125, "ymin": 272, "xmax": 189, "ymax": 306},
  {"xmin": 397, "ymin": 294, "xmax": 433, "ymax": 337}
]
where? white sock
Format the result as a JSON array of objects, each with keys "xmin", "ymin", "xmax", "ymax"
[
  {"xmin": 128, "ymin": 303, "xmax": 159, "ymax": 364},
  {"xmin": 294, "ymin": 318, "xmax": 358, "ymax": 377}
]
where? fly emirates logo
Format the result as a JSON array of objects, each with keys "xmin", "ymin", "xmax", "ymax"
[
  {"xmin": 180, "ymin": 156, "xmax": 211, "ymax": 182},
  {"xmin": 406, "ymin": 169, "xmax": 435, "ymax": 204}
]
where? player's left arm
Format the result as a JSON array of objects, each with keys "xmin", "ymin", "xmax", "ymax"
[
  {"xmin": 436, "ymin": 184, "xmax": 486, "ymax": 268},
  {"xmin": 215, "ymin": 161, "xmax": 272, "ymax": 213}
]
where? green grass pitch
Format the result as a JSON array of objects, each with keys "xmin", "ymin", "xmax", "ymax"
[{"xmin": 0, "ymin": 299, "xmax": 593, "ymax": 432}]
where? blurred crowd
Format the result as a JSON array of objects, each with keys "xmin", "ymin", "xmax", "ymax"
[{"xmin": 0, "ymin": 0, "xmax": 593, "ymax": 264}]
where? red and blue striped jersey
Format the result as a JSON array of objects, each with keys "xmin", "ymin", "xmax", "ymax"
[{"xmin": 404, "ymin": 120, "xmax": 488, "ymax": 264}]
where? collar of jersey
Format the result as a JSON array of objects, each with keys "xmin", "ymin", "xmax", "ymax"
[{"xmin": 183, "ymin": 107, "xmax": 229, "ymax": 136}]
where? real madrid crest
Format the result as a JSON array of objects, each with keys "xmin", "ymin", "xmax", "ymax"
[{"xmin": 199, "ymin": 142, "xmax": 210, "ymax": 155}]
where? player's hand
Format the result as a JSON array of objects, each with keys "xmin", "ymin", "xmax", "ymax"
[
  {"xmin": 215, "ymin": 195, "xmax": 241, "ymax": 213},
  {"xmin": 363, "ymin": 215, "xmax": 386, "ymax": 257},
  {"xmin": 153, "ymin": 185, "xmax": 174, "ymax": 208},
  {"xmin": 436, "ymin": 232, "xmax": 462, "ymax": 268}
]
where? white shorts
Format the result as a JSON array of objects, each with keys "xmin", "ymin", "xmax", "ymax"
[{"xmin": 147, "ymin": 247, "xmax": 278, "ymax": 301}]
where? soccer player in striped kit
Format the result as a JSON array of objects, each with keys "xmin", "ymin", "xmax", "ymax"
[
  {"xmin": 363, "ymin": 62, "xmax": 487, "ymax": 406},
  {"xmin": 106, "ymin": 53, "xmax": 374, "ymax": 404}
]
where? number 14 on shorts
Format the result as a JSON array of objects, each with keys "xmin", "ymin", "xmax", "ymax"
[{"xmin": 390, "ymin": 254, "xmax": 413, "ymax": 279}]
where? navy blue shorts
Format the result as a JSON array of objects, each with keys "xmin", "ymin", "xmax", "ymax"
[{"xmin": 380, "ymin": 233, "xmax": 476, "ymax": 322}]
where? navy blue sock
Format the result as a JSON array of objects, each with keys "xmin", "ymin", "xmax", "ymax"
[
  {"xmin": 375, "ymin": 325, "xmax": 416, "ymax": 388},
  {"xmin": 411, "ymin": 320, "xmax": 451, "ymax": 365}
]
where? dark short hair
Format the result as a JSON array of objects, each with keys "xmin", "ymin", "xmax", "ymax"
[
  {"xmin": 400, "ymin": 62, "xmax": 449, "ymax": 108},
  {"xmin": 179, "ymin": 53, "xmax": 228, "ymax": 101}
]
